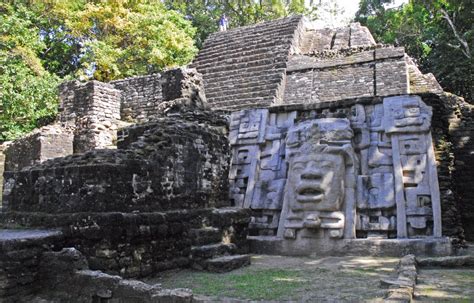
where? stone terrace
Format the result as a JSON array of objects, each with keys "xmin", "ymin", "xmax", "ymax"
[{"xmin": 192, "ymin": 15, "xmax": 304, "ymax": 110}]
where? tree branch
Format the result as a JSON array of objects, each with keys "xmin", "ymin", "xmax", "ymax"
[{"xmin": 440, "ymin": 8, "xmax": 471, "ymax": 59}]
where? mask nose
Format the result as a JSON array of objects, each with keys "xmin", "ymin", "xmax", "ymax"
[{"xmin": 301, "ymin": 161, "xmax": 322, "ymax": 180}]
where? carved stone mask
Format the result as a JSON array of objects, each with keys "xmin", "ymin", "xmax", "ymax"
[{"xmin": 288, "ymin": 152, "xmax": 345, "ymax": 212}]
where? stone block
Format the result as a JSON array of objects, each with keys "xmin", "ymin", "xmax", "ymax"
[{"xmin": 4, "ymin": 126, "xmax": 73, "ymax": 172}]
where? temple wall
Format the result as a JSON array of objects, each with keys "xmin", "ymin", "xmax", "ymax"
[
  {"xmin": 111, "ymin": 74, "xmax": 163, "ymax": 122},
  {"xmin": 1, "ymin": 209, "xmax": 249, "ymax": 279},
  {"xmin": 229, "ymin": 94, "xmax": 464, "ymax": 243},
  {"xmin": 59, "ymin": 80, "xmax": 121, "ymax": 153},
  {"xmin": 3, "ymin": 116, "xmax": 230, "ymax": 214},
  {"xmin": 1, "ymin": 111, "xmax": 250, "ymax": 279},
  {"xmin": 437, "ymin": 93, "xmax": 474, "ymax": 241},
  {"xmin": 0, "ymin": 230, "xmax": 63, "ymax": 300},
  {"xmin": 192, "ymin": 16, "xmax": 304, "ymax": 110},
  {"xmin": 3, "ymin": 126, "xmax": 73, "ymax": 172},
  {"xmin": 283, "ymin": 47, "xmax": 408, "ymax": 104}
]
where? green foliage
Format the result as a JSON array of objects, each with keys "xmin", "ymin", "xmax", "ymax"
[
  {"xmin": 0, "ymin": 3, "xmax": 60, "ymax": 141},
  {"xmin": 0, "ymin": 0, "xmax": 197, "ymax": 140},
  {"xmin": 356, "ymin": 0, "xmax": 473, "ymax": 101},
  {"xmin": 164, "ymin": 0, "xmax": 315, "ymax": 49},
  {"xmin": 49, "ymin": 0, "xmax": 198, "ymax": 81}
]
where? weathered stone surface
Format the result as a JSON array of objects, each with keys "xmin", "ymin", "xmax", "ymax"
[
  {"xmin": 278, "ymin": 118, "xmax": 356, "ymax": 241},
  {"xmin": 382, "ymin": 254, "xmax": 417, "ymax": 303},
  {"xmin": 1, "ymin": 208, "xmax": 250, "ymax": 279},
  {"xmin": 3, "ymin": 113, "xmax": 230, "ymax": 213},
  {"xmin": 192, "ymin": 16, "xmax": 304, "ymax": 110},
  {"xmin": 230, "ymin": 96, "xmax": 442, "ymax": 243},
  {"xmin": 205, "ymin": 254, "xmax": 251, "ymax": 273},
  {"xmin": 417, "ymin": 255, "xmax": 474, "ymax": 268},
  {"xmin": 59, "ymin": 80, "xmax": 121, "ymax": 153},
  {"xmin": 0, "ymin": 229, "xmax": 64, "ymax": 300},
  {"xmin": 32, "ymin": 248, "xmax": 195, "ymax": 303},
  {"xmin": 3, "ymin": 125, "xmax": 73, "ymax": 172}
]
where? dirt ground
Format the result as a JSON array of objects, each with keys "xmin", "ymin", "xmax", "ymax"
[
  {"xmin": 144, "ymin": 255, "xmax": 399, "ymax": 302},
  {"xmin": 414, "ymin": 268, "xmax": 474, "ymax": 302}
]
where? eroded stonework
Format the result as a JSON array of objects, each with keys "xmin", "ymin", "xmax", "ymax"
[
  {"xmin": 229, "ymin": 95, "xmax": 442, "ymax": 242},
  {"xmin": 278, "ymin": 118, "xmax": 356, "ymax": 241}
]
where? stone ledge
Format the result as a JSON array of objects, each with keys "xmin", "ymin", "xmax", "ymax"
[
  {"xmin": 416, "ymin": 255, "xmax": 474, "ymax": 267},
  {"xmin": 249, "ymin": 236, "xmax": 453, "ymax": 257},
  {"xmin": 382, "ymin": 254, "xmax": 417, "ymax": 303}
]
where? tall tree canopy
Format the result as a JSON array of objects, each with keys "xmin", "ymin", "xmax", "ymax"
[
  {"xmin": 164, "ymin": 0, "xmax": 313, "ymax": 48},
  {"xmin": 0, "ymin": 0, "xmax": 197, "ymax": 140},
  {"xmin": 356, "ymin": 0, "xmax": 473, "ymax": 101},
  {"xmin": 0, "ymin": 3, "xmax": 60, "ymax": 140}
]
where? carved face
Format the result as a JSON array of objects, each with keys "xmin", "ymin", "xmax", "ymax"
[{"xmin": 287, "ymin": 152, "xmax": 345, "ymax": 212}]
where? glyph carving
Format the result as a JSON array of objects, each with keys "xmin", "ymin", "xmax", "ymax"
[{"xmin": 229, "ymin": 95, "xmax": 441, "ymax": 241}]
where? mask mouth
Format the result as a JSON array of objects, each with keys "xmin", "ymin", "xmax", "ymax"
[{"xmin": 296, "ymin": 185, "xmax": 323, "ymax": 202}]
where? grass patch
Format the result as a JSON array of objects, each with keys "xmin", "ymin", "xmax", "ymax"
[{"xmin": 159, "ymin": 269, "xmax": 309, "ymax": 300}]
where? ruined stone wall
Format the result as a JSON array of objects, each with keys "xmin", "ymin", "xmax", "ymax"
[
  {"xmin": 3, "ymin": 126, "xmax": 73, "ymax": 172},
  {"xmin": 435, "ymin": 93, "xmax": 474, "ymax": 241},
  {"xmin": 3, "ymin": 115, "xmax": 230, "ymax": 213},
  {"xmin": 111, "ymin": 74, "xmax": 163, "ymax": 122},
  {"xmin": 59, "ymin": 80, "xmax": 121, "ymax": 153},
  {"xmin": 1, "ymin": 209, "xmax": 249, "ymax": 279},
  {"xmin": 0, "ymin": 109, "xmax": 252, "ymax": 279},
  {"xmin": 0, "ymin": 230, "xmax": 63, "ymax": 301},
  {"xmin": 453, "ymin": 104, "xmax": 474, "ymax": 241},
  {"xmin": 36, "ymin": 248, "xmax": 194, "ymax": 303},
  {"xmin": 284, "ymin": 47, "xmax": 408, "ymax": 104}
]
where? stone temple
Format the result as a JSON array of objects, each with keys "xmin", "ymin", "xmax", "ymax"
[{"xmin": 0, "ymin": 16, "xmax": 473, "ymax": 302}]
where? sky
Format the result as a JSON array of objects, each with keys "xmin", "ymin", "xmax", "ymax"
[{"xmin": 309, "ymin": 0, "xmax": 409, "ymax": 28}]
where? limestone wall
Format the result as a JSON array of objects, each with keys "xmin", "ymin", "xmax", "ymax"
[
  {"xmin": 59, "ymin": 80, "xmax": 121, "ymax": 153},
  {"xmin": 3, "ymin": 114, "xmax": 230, "ymax": 213},
  {"xmin": 111, "ymin": 74, "xmax": 163, "ymax": 122},
  {"xmin": 3, "ymin": 126, "xmax": 73, "ymax": 172},
  {"xmin": 283, "ymin": 47, "xmax": 408, "ymax": 104},
  {"xmin": 0, "ymin": 230, "xmax": 63, "ymax": 300},
  {"xmin": 37, "ymin": 248, "xmax": 194, "ymax": 302},
  {"xmin": 438, "ymin": 93, "xmax": 474, "ymax": 241},
  {"xmin": 2, "ymin": 209, "xmax": 249, "ymax": 279}
]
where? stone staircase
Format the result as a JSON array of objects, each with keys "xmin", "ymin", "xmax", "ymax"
[
  {"xmin": 190, "ymin": 227, "xmax": 251, "ymax": 273},
  {"xmin": 192, "ymin": 15, "xmax": 303, "ymax": 111}
]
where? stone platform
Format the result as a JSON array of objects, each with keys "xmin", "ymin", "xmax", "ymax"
[
  {"xmin": 249, "ymin": 236, "xmax": 453, "ymax": 257},
  {"xmin": 0, "ymin": 229, "xmax": 64, "ymax": 299}
]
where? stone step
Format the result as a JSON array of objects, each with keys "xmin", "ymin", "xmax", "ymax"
[
  {"xmin": 197, "ymin": 53, "xmax": 288, "ymax": 74},
  {"xmin": 202, "ymin": 67, "xmax": 285, "ymax": 84},
  {"xmin": 211, "ymin": 98, "xmax": 274, "ymax": 111},
  {"xmin": 202, "ymin": 22, "xmax": 299, "ymax": 48},
  {"xmin": 206, "ymin": 81, "xmax": 279, "ymax": 98},
  {"xmin": 196, "ymin": 46, "xmax": 290, "ymax": 69},
  {"xmin": 205, "ymin": 76, "xmax": 279, "ymax": 92},
  {"xmin": 204, "ymin": 22, "xmax": 299, "ymax": 44},
  {"xmin": 196, "ymin": 37, "xmax": 293, "ymax": 62},
  {"xmin": 197, "ymin": 18, "xmax": 300, "ymax": 49},
  {"xmin": 191, "ymin": 243, "xmax": 237, "ymax": 259},
  {"xmin": 209, "ymin": 90, "xmax": 277, "ymax": 105},
  {"xmin": 204, "ymin": 254, "xmax": 251, "ymax": 273},
  {"xmin": 189, "ymin": 227, "xmax": 222, "ymax": 246}
]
